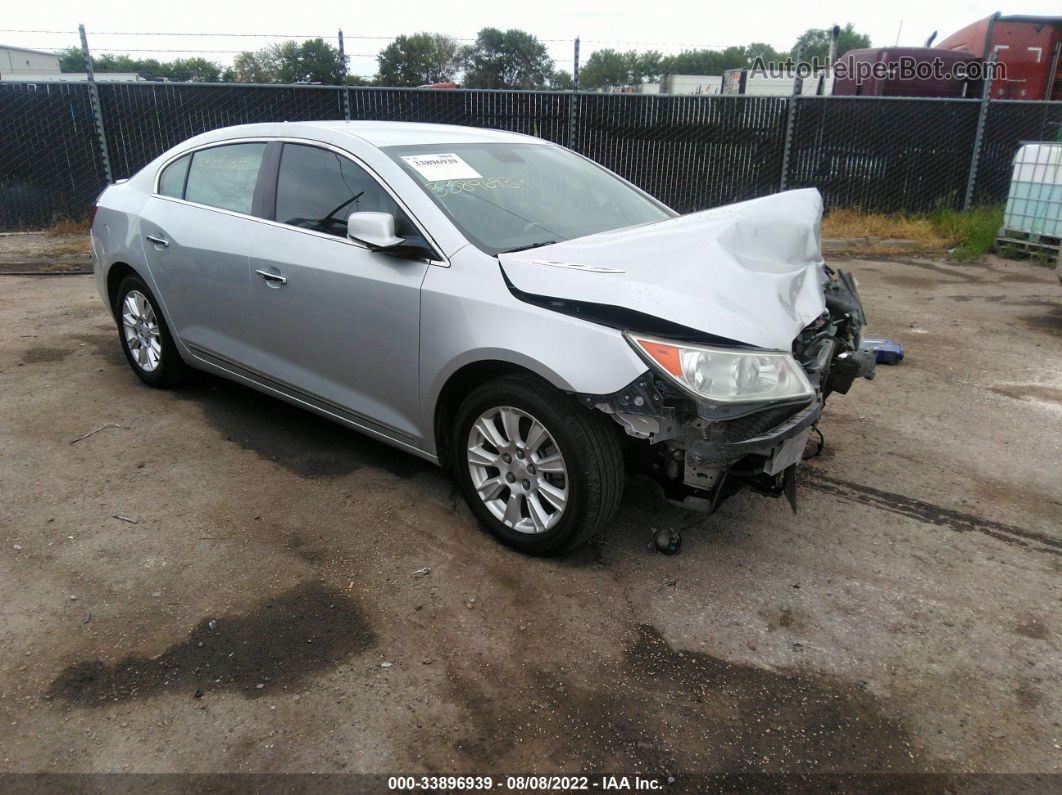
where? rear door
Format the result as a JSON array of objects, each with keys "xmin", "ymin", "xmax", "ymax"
[
  {"xmin": 248, "ymin": 142, "xmax": 434, "ymax": 443},
  {"xmin": 139, "ymin": 141, "xmax": 269, "ymax": 368}
]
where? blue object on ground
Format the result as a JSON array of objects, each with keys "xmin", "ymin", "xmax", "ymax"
[{"xmin": 862, "ymin": 338, "xmax": 904, "ymax": 365}]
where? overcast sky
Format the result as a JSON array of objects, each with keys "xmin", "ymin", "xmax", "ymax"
[{"xmin": 2, "ymin": 0, "xmax": 1058, "ymax": 78}]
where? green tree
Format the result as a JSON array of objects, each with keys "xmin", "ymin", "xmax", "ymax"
[
  {"xmin": 376, "ymin": 33, "xmax": 463, "ymax": 87},
  {"xmin": 792, "ymin": 23, "xmax": 870, "ymax": 61},
  {"xmin": 550, "ymin": 69, "xmax": 575, "ymax": 90},
  {"xmin": 225, "ymin": 39, "xmax": 345, "ymax": 84},
  {"xmin": 56, "ymin": 46, "xmax": 221, "ymax": 81},
  {"xmin": 56, "ymin": 46, "xmax": 85, "ymax": 72},
  {"xmin": 93, "ymin": 53, "xmax": 142, "ymax": 73},
  {"xmin": 744, "ymin": 42, "xmax": 785, "ymax": 66},
  {"xmin": 570, "ymin": 49, "xmax": 665, "ymax": 90},
  {"xmin": 463, "ymin": 28, "xmax": 553, "ymax": 89},
  {"xmin": 579, "ymin": 49, "xmax": 629, "ymax": 89},
  {"xmin": 167, "ymin": 58, "xmax": 222, "ymax": 82},
  {"xmin": 660, "ymin": 46, "xmax": 749, "ymax": 76},
  {"xmin": 226, "ymin": 50, "xmax": 274, "ymax": 83},
  {"xmin": 271, "ymin": 38, "xmax": 347, "ymax": 83}
]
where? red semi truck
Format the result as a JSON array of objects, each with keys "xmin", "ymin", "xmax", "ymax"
[
  {"xmin": 831, "ymin": 47, "xmax": 983, "ymax": 97},
  {"xmin": 937, "ymin": 13, "xmax": 1061, "ymax": 100}
]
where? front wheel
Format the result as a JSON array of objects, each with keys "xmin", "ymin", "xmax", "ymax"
[{"xmin": 451, "ymin": 373, "xmax": 624, "ymax": 555}]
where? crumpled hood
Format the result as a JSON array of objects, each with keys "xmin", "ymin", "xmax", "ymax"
[{"xmin": 498, "ymin": 188, "xmax": 828, "ymax": 350}]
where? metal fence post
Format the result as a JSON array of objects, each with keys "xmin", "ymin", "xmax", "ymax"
[
  {"xmin": 79, "ymin": 23, "xmax": 113, "ymax": 183},
  {"xmin": 963, "ymin": 55, "xmax": 996, "ymax": 210},
  {"xmin": 779, "ymin": 95, "xmax": 797, "ymax": 192},
  {"xmin": 338, "ymin": 29, "xmax": 352, "ymax": 121},
  {"xmin": 779, "ymin": 46, "xmax": 803, "ymax": 192},
  {"xmin": 567, "ymin": 37, "xmax": 580, "ymax": 151}
]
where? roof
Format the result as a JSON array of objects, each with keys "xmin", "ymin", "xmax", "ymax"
[
  {"xmin": 0, "ymin": 44, "xmax": 60, "ymax": 57},
  {"xmin": 176, "ymin": 120, "xmax": 548, "ymax": 158},
  {"xmin": 304, "ymin": 120, "xmax": 541, "ymax": 147},
  {"xmin": 997, "ymin": 15, "xmax": 1062, "ymax": 25}
]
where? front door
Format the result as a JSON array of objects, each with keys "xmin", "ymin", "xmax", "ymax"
[{"xmin": 248, "ymin": 143, "xmax": 432, "ymax": 444}]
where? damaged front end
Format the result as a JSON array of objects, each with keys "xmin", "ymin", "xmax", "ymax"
[{"xmin": 578, "ymin": 266, "xmax": 874, "ymax": 512}]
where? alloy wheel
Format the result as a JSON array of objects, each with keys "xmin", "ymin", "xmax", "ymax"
[
  {"xmin": 121, "ymin": 290, "xmax": 162, "ymax": 372},
  {"xmin": 466, "ymin": 406, "xmax": 569, "ymax": 534}
]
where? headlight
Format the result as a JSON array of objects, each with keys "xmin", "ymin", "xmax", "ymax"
[{"xmin": 626, "ymin": 333, "xmax": 815, "ymax": 405}]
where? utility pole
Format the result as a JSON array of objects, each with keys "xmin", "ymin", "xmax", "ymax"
[
  {"xmin": 79, "ymin": 24, "xmax": 113, "ymax": 183},
  {"xmin": 338, "ymin": 29, "xmax": 351, "ymax": 121}
]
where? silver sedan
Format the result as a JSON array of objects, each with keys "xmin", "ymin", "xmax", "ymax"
[{"xmin": 91, "ymin": 121, "xmax": 873, "ymax": 555}]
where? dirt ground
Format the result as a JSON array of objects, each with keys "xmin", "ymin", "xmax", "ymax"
[
  {"xmin": 0, "ymin": 233, "xmax": 91, "ymax": 274},
  {"xmin": 0, "ymin": 255, "xmax": 1059, "ymax": 786}
]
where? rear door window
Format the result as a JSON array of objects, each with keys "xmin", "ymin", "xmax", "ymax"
[
  {"xmin": 184, "ymin": 143, "xmax": 266, "ymax": 214},
  {"xmin": 158, "ymin": 154, "xmax": 190, "ymax": 198}
]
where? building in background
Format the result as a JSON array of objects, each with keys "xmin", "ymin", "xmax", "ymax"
[
  {"xmin": 0, "ymin": 43, "xmax": 143, "ymax": 82},
  {"xmin": 721, "ymin": 68, "xmax": 832, "ymax": 96},
  {"xmin": 2, "ymin": 71, "xmax": 142, "ymax": 82},
  {"xmin": 659, "ymin": 74, "xmax": 723, "ymax": 95},
  {"xmin": 0, "ymin": 45, "xmax": 60, "ymax": 78}
]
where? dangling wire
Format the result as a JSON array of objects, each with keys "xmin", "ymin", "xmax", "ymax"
[{"xmin": 803, "ymin": 425, "xmax": 825, "ymax": 460}]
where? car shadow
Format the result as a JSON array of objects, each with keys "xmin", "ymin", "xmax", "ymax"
[{"xmin": 170, "ymin": 372, "xmax": 440, "ymax": 481}]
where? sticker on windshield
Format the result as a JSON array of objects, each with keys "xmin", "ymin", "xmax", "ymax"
[{"xmin": 400, "ymin": 153, "xmax": 482, "ymax": 181}]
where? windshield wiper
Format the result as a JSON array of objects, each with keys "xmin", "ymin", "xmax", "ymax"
[{"xmin": 500, "ymin": 240, "xmax": 558, "ymax": 254}]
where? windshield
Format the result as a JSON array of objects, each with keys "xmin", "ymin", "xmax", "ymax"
[{"xmin": 384, "ymin": 142, "xmax": 674, "ymax": 255}]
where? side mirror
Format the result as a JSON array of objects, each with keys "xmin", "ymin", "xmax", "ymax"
[{"xmin": 347, "ymin": 212, "xmax": 405, "ymax": 249}]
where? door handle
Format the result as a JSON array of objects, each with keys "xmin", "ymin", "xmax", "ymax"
[
  {"xmin": 145, "ymin": 234, "xmax": 169, "ymax": 248},
  {"xmin": 255, "ymin": 269, "xmax": 287, "ymax": 286}
]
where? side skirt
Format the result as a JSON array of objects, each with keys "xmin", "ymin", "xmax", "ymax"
[{"xmin": 183, "ymin": 343, "xmax": 440, "ymax": 467}]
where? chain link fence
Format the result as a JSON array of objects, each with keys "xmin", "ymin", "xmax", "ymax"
[
  {"xmin": 0, "ymin": 82, "xmax": 107, "ymax": 229},
  {"xmin": 2, "ymin": 79, "xmax": 1061, "ymax": 230}
]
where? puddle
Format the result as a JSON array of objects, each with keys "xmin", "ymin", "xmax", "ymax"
[{"xmin": 48, "ymin": 583, "xmax": 374, "ymax": 705}]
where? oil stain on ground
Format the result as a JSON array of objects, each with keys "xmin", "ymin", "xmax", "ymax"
[
  {"xmin": 75, "ymin": 331, "xmax": 125, "ymax": 363},
  {"xmin": 1021, "ymin": 304, "xmax": 1062, "ymax": 337},
  {"xmin": 446, "ymin": 625, "xmax": 921, "ymax": 775},
  {"xmin": 173, "ymin": 374, "xmax": 435, "ymax": 480},
  {"xmin": 18, "ymin": 347, "xmax": 71, "ymax": 364},
  {"xmin": 48, "ymin": 583, "xmax": 374, "ymax": 705}
]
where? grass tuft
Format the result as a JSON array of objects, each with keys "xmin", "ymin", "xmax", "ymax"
[
  {"xmin": 927, "ymin": 206, "xmax": 1002, "ymax": 261},
  {"xmin": 44, "ymin": 216, "xmax": 90, "ymax": 237},
  {"xmin": 821, "ymin": 206, "xmax": 1003, "ymax": 260}
]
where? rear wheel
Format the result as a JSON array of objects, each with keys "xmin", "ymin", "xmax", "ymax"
[
  {"xmin": 115, "ymin": 274, "xmax": 188, "ymax": 388},
  {"xmin": 451, "ymin": 373, "xmax": 624, "ymax": 555}
]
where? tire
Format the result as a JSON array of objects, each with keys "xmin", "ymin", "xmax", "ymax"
[
  {"xmin": 114, "ymin": 274, "xmax": 188, "ymax": 388},
  {"xmin": 451, "ymin": 373, "xmax": 624, "ymax": 555}
]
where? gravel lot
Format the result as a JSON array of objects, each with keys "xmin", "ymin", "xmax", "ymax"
[{"xmin": 0, "ymin": 256, "xmax": 1059, "ymax": 783}]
